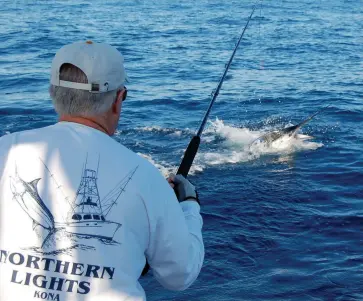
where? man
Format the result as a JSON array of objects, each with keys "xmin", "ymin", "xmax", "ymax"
[{"xmin": 0, "ymin": 41, "xmax": 204, "ymax": 301}]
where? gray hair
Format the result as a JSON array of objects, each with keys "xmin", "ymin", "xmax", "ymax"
[{"xmin": 49, "ymin": 63, "xmax": 117, "ymax": 116}]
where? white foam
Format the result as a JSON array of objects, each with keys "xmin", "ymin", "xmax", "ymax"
[
  {"xmin": 136, "ymin": 125, "xmax": 192, "ymax": 136},
  {"xmin": 205, "ymin": 117, "xmax": 261, "ymax": 146},
  {"xmin": 137, "ymin": 125, "xmax": 165, "ymax": 132}
]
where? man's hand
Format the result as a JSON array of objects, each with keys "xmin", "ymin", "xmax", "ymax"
[{"xmin": 167, "ymin": 174, "xmax": 199, "ymax": 204}]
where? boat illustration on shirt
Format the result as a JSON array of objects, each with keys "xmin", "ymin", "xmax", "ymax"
[
  {"xmin": 58, "ymin": 167, "xmax": 127, "ymax": 240},
  {"xmin": 10, "ymin": 158, "xmax": 138, "ymax": 248}
]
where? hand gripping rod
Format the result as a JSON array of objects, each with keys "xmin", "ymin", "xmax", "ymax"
[{"xmin": 177, "ymin": 4, "xmax": 257, "ymax": 177}]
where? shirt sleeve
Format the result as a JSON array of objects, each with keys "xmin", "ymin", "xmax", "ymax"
[{"xmin": 141, "ymin": 165, "xmax": 204, "ymax": 291}]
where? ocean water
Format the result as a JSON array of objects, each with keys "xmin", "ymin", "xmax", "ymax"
[{"xmin": 1, "ymin": 0, "xmax": 363, "ymax": 300}]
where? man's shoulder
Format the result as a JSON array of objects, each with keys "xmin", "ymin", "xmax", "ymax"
[
  {"xmin": 0, "ymin": 127, "xmax": 40, "ymax": 146},
  {"xmin": 0, "ymin": 123, "xmax": 167, "ymax": 181},
  {"xmin": 121, "ymin": 150, "xmax": 164, "ymax": 178},
  {"xmin": 1, "ymin": 125, "xmax": 55, "ymax": 141}
]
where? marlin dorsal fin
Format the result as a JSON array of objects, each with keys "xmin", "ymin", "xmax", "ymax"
[{"xmin": 29, "ymin": 178, "xmax": 41, "ymax": 190}]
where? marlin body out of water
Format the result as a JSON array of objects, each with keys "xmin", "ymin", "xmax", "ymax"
[{"xmin": 250, "ymin": 106, "xmax": 329, "ymax": 148}]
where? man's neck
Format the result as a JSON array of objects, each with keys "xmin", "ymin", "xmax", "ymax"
[{"xmin": 59, "ymin": 115, "xmax": 111, "ymax": 136}]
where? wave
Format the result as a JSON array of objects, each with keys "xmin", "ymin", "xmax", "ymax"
[{"xmin": 135, "ymin": 125, "xmax": 189, "ymax": 137}]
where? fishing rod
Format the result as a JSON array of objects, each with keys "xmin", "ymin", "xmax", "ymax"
[
  {"xmin": 177, "ymin": 4, "xmax": 257, "ymax": 177},
  {"xmin": 141, "ymin": 4, "xmax": 257, "ymax": 277}
]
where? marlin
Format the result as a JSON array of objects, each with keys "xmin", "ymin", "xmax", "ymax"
[{"xmin": 250, "ymin": 106, "xmax": 330, "ymax": 147}]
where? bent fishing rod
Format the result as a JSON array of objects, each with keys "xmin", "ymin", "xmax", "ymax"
[
  {"xmin": 141, "ymin": 4, "xmax": 257, "ymax": 277},
  {"xmin": 177, "ymin": 4, "xmax": 257, "ymax": 177}
]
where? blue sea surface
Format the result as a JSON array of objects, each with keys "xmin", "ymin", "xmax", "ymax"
[{"xmin": 1, "ymin": 0, "xmax": 363, "ymax": 300}]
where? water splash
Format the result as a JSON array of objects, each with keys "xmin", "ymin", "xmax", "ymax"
[
  {"xmin": 195, "ymin": 118, "xmax": 323, "ymax": 166},
  {"xmin": 136, "ymin": 117, "xmax": 323, "ymax": 174}
]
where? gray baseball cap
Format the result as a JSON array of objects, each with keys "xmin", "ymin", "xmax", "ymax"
[{"xmin": 50, "ymin": 40, "xmax": 128, "ymax": 93}]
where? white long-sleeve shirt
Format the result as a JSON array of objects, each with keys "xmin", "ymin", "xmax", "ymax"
[{"xmin": 0, "ymin": 122, "xmax": 204, "ymax": 301}]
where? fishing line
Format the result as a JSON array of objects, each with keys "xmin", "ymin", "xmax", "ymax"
[{"xmin": 259, "ymin": 1, "xmax": 264, "ymax": 71}]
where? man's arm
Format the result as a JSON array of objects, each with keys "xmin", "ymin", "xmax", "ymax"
[{"xmin": 142, "ymin": 168, "xmax": 204, "ymax": 291}]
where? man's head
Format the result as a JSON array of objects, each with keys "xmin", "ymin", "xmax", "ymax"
[{"xmin": 49, "ymin": 41, "xmax": 128, "ymax": 135}]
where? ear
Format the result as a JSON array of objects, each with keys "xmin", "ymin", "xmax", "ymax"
[{"xmin": 112, "ymin": 90, "xmax": 123, "ymax": 114}]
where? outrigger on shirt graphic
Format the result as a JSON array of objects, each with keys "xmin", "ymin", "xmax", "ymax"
[{"xmin": 9, "ymin": 156, "xmax": 138, "ymax": 254}]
